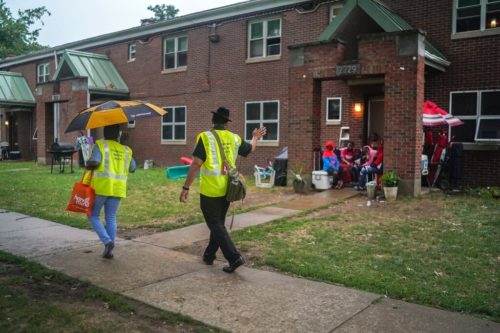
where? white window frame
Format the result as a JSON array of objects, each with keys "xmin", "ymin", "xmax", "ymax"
[
  {"xmin": 128, "ymin": 43, "xmax": 136, "ymax": 62},
  {"xmin": 37, "ymin": 62, "xmax": 50, "ymax": 83},
  {"xmin": 452, "ymin": 0, "xmax": 500, "ymax": 38},
  {"xmin": 450, "ymin": 89, "xmax": 500, "ymax": 142},
  {"xmin": 247, "ymin": 18, "xmax": 282, "ymax": 60},
  {"xmin": 245, "ymin": 100, "xmax": 280, "ymax": 144},
  {"xmin": 161, "ymin": 105, "xmax": 187, "ymax": 144},
  {"xmin": 163, "ymin": 36, "xmax": 188, "ymax": 72},
  {"xmin": 127, "ymin": 120, "xmax": 135, "ymax": 128},
  {"xmin": 326, "ymin": 97, "xmax": 342, "ymax": 125},
  {"xmin": 329, "ymin": 4, "xmax": 343, "ymax": 22}
]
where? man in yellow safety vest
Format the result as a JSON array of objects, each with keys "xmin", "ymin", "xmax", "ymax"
[{"xmin": 179, "ymin": 107, "xmax": 266, "ymax": 273}]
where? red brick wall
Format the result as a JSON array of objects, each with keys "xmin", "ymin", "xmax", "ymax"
[
  {"xmin": 4, "ymin": 0, "xmax": 498, "ymax": 186},
  {"xmin": 86, "ymin": 5, "xmax": 334, "ymax": 172},
  {"xmin": 35, "ymin": 78, "xmax": 88, "ymax": 163},
  {"xmin": 383, "ymin": 0, "xmax": 500, "ymax": 187}
]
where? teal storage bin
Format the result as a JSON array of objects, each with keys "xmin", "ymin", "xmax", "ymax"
[{"xmin": 166, "ymin": 165, "xmax": 190, "ymax": 179}]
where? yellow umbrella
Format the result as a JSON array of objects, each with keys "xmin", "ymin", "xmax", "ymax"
[{"xmin": 65, "ymin": 100, "xmax": 167, "ymax": 133}]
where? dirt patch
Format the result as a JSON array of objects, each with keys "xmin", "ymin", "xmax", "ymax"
[{"xmin": 118, "ymin": 226, "xmax": 163, "ymax": 240}]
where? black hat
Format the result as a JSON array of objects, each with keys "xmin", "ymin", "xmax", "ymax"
[{"xmin": 211, "ymin": 107, "xmax": 231, "ymax": 122}]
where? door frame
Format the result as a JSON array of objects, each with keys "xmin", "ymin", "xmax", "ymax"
[{"xmin": 367, "ymin": 97, "xmax": 384, "ymax": 142}]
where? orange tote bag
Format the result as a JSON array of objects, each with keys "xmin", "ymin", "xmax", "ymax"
[{"xmin": 66, "ymin": 170, "xmax": 95, "ymax": 216}]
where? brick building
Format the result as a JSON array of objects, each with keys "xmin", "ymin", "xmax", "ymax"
[{"xmin": 0, "ymin": 0, "xmax": 499, "ymax": 195}]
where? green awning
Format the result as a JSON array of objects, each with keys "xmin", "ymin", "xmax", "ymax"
[
  {"xmin": 53, "ymin": 50, "xmax": 129, "ymax": 96},
  {"xmin": 319, "ymin": 0, "xmax": 450, "ymax": 71},
  {"xmin": 0, "ymin": 71, "xmax": 35, "ymax": 107}
]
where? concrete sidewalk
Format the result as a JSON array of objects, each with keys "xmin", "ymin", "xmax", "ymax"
[{"xmin": 0, "ymin": 190, "xmax": 498, "ymax": 333}]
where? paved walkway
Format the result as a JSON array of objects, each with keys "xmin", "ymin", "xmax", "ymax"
[{"xmin": 0, "ymin": 189, "xmax": 498, "ymax": 333}]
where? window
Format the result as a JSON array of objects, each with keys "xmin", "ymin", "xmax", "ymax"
[
  {"xmin": 128, "ymin": 43, "xmax": 136, "ymax": 61},
  {"xmin": 454, "ymin": 0, "xmax": 500, "ymax": 33},
  {"xmin": 330, "ymin": 4, "xmax": 343, "ymax": 22},
  {"xmin": 450, "ymin": 90, "xmax": 500, "ymax": 142},
  {"xmin": 127, "ymin": 120, "xmax": 135, "ymax": 128},
  {"xmin": 161, "ymin": 106, "xmax": 186, "ymax": 142},
  {"xmin": 245, "ymin": 101, "xmax": 279, "ymax": 142},
  {"xmin": 248, "ymin": 18, "xmax": 281, "ymax": 59},
  {"xmin": 326, "ymin": 97, "xmax": 342, "ymax": 123},
  {"xmin": 37, "ymin": 62, "xmax": 50, "ymax": 83},
  {"xmin": 163, "ymin": 36, "xmax": 188, "ymax": 70}
]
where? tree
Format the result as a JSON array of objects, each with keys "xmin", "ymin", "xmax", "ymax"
[
  {"xmin": 0, "ymin": 0, "xmax": 51, "ymax": 59},
  {"xmin": 147, "ymin": 4, "xmax": 179, "ymax": 22}
]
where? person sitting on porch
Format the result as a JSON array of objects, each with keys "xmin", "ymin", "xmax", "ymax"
[
  {"xmin": 369, "ymin": 132, "xmax": 381, "ymax": 149},
  {"xmin": 340, "ymin": 141, "xmax": 358, "ymax": 185},
  {"xmin": 322, "ymin": 140, "xmax": 343, "ymax": 189},
  {"xmin": 354, "ymin": 145, "xmax": 380, "ymax": 191}
]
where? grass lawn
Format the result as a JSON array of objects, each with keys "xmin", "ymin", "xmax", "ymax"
[
  {"xmin": 232, "ymin": 193, "xmax": 500, "ymax": 322},
  {"xmin": 0, "ymin": 161, "xmax": 292, "ymax": 231},
  {"xmin": 0, "ymin": 251, "xmax": 222, "ymax": 333}
]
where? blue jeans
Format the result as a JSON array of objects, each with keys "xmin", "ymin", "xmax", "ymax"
[
  {"xmin": 358, "ymin": 166, "xmax": 380, "ymax": 189},
  {"xmin": 88, "ymin": 195, "xmax": 121, "ymax": 246}
]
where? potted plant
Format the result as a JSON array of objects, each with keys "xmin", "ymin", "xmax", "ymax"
[
  {"xmin": 289, "ymin": 163, "xmax": 308, "ymax": 194},
  {"xmin": 381, "ymin": 171, "xmax": 400, "ymax": 201}
]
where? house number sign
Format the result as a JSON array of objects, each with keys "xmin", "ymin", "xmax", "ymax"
[{"xmin": 336, "ymin": 63, "xmax": 361, "ymax": 76}]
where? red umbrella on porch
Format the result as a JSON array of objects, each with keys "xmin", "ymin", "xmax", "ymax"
[{"xmin": 423, "ymin": 101, "xmax": 464, "ymax": 127}]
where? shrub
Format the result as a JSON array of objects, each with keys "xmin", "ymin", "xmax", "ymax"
[{"xmin": 381, "ymin": 171, "xmax": 400, "ymax": 187}]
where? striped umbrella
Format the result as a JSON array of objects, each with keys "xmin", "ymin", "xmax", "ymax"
[
  {"xmin": 423, "ymin": 101, "xmax": 464, "ymax": 127},
  {"xmin": 65, "ymin": 100, "xmax": 167, "ymax": 133}
]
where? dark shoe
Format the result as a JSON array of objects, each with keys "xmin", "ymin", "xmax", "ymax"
[
  {"xmin": 222, "ymin": 256, "xmax": 245, "ymax": 273},
  {"xmin": 203, "ymin": 255, "xmax": 216, "ymax": 265},
  {"xmin": 102, "ymin": 241, "xmax": 114, "ymax": 259}
]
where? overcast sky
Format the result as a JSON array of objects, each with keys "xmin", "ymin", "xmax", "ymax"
[{"xmin": 5, "ymin": 0, "xmax": 244, "ymax": 47}]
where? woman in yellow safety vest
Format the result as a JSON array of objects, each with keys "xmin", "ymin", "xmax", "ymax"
[
  {"xmin": 86, "ymin": 124, "xmax": 136, "ymax": 259},
  {"xmin": 179, "ymin": 107, "xmax": 266, "ymax": 273}
]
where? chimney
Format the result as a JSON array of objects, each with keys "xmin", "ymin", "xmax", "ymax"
[{"xmin": 140, "ymin": 18, "xmax": 156, "ymax": 26}]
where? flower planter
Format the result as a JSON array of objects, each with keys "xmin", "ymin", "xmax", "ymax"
[
  {"xmin": 293, "ymin": 179, "xmax": 307, "ymax": 194},
  {"xmin": 383, "ymin": 186, "xmax": 398, "ymax": 201}
]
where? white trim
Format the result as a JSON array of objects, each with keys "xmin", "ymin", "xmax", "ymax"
[
  {"xmin": 244, "ymin": 100, "xmax": 280, "ymax": 143},
  {"xmin": 161, "ymin": 105, "xmax": 187, "ymax": 143},
  {"xmin": 161, "ymin": 66, "xmax": 187, "ymax": 74},
  {"xmin": 163, "ymin": 36, "xmax": 188, "ymax": 70},
  {"xmin": 37, "ymin": 62, "xmax": 50, "ymax": 83},
  {"xmin": 326, "ymin": 97, "xmax": 342, "ymax": 123},
  {"xmin": 128, "ymin": 43, "xmax": 136, "ymax": 61},
  {"xmin": 329, "ymin": 4, "xmax": 343, "ymax": 23},
  {"xmin": 247, "ymin": 17, "xmax": 281, "ymax": 60},
  {"xmin": 53, "ymin": 103, "xmax": 60, "ymax": 142},
  {"xmin": 452, "ymin": 0, "xmax": 500, "ymax": 36}
]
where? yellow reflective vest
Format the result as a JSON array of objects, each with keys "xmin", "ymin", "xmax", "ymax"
[
  {"xmin": 198, "ymin": 130, "xmax": 241, "ymax": 197},
  {"xmin": 87, "ymin": 139, "xmax": 132, "ymax": 198}
]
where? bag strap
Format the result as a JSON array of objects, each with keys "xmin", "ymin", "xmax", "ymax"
[
  {"xmin": 81, "ymin": 169, "xmax": 94, "ymax": 185},
  {"xmin": 211, "ymin": 129, "xmax": 234, "ymax": 171}
]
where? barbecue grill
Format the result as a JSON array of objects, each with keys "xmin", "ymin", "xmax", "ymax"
[{"xmin": 47, "ymin": 142, "xmax": 77, "ymax": 173}]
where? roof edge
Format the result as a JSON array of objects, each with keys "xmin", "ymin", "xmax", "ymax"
[{"xmin": 0, "ymin": 0, "xmax": 305, "ymax": 68}]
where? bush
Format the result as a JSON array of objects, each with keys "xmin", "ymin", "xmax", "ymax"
[{"xmin": 381, "ymin": 171, "xmax": 400, "ymax": 187}]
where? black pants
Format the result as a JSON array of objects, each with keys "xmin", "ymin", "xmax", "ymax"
[{"xmin": 200, "ymin": 194, "xmax": 240, "ymax": 264}]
